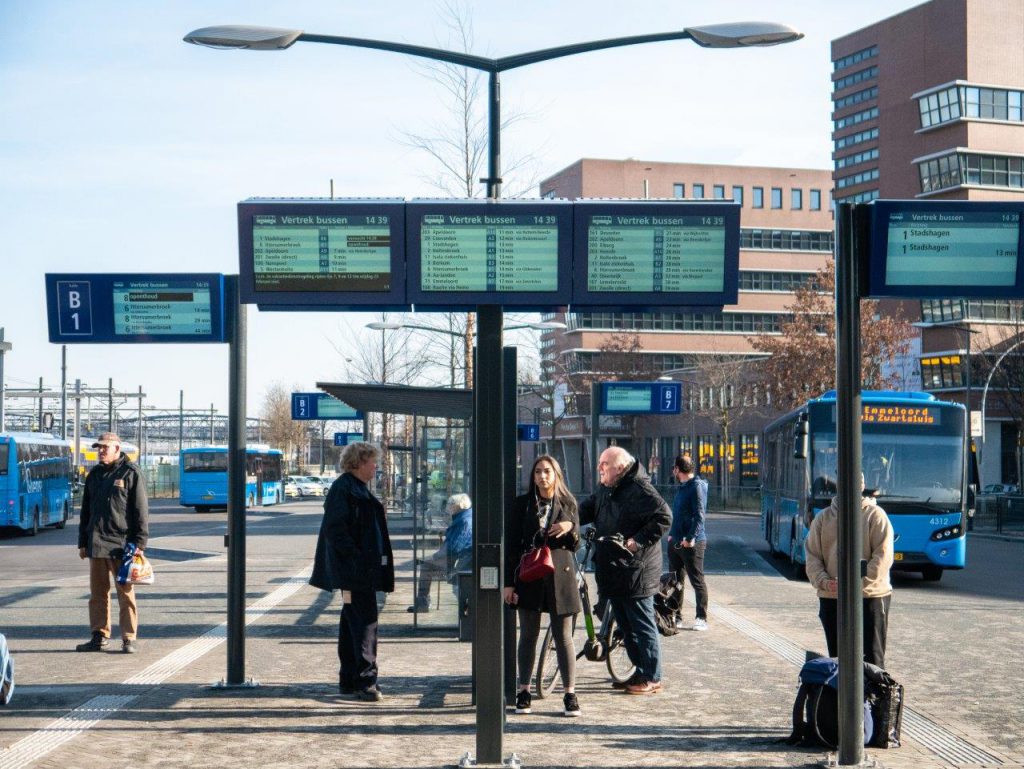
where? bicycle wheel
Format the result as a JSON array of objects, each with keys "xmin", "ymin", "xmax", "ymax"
[
  {"xmin": 535, "ymin": 624, "xmax": 560, "ymax": 698},
  {"xmin": 604, "ymin": 615, "xmax": 636, "ymax": 684}
]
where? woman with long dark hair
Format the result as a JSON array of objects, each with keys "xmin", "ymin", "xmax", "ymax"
[{"xmin": 503, "ymin": 455, "xmax": 582, "ymax": 717}]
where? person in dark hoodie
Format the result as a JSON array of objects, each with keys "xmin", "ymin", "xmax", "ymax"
[
  {"xmin": 310, "ymin": 442, "xmax": 394, "ymax": 703},
  {"xmin": 76, "ymin": 432, "xmax": 149, "ymax": 654},
  {"xmin": 579, "ymin": 446, "xmax": 671, "ymax": 695}
]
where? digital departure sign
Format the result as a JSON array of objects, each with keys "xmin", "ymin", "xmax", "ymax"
[
  {"xmin": 868, "ymin": 200, "xmax": 1024, "ymax": 298},
  {"xmin": 861, "ymin": 404, "xmax": 939, "ymax": 426},
  {"xmin": 573, "ymin": 200, "xmax": 740, "ymax": 309},
  {"xmin": 406, "ymin": 199, "xmax": 572, "ymax": 309},
  {"xmin": 45, "ymin": 273, "xmax": 226, "ymax": 344},
  {"xmin": 238, "ymin": 199, "xmax": 407, "ymax": 308},
  {"xmin": 599, "ymin": 381, "xmax": 682, "ymax": 415}
]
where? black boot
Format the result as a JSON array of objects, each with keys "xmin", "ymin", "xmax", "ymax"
[{"xmin": 76, "ymin": 631, "xmax": 109, "ymax": 652}]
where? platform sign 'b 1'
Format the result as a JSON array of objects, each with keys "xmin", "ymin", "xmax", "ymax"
[{"xmin": 57, "ymin": 280, "xmax": 94, "ymax": 337}]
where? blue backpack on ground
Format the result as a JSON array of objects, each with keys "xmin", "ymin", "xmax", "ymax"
[
  {"xmin": 0, "ymin": 632, "xmax": 14, "ymax": 706},
  {"xmin": 785, "ymin": 656, "xmax": 873, "ymax": 749}
]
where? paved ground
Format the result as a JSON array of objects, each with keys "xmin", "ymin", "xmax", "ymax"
[{"xmin": 1, "ymin": 510, "xmax": 1020, "ymax": 769}]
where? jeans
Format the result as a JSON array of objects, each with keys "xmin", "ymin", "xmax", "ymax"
[
  {"xmin": 609, "ymin": 595, "xmax": 662, "ymax": 682},
  {"xmin": 338, "ymin": 589, "xmax": 380, "ymax": 690},
  {"xmin": 817, "ymin": 594, "xmax": 891, "ymax": 669},
  {"xmin": 668, "ymin": 540, "xmax": 709, "ymax": 620}
]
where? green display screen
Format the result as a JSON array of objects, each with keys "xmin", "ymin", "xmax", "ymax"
[{"xmin": 112, "ymin": 278, "xmax": 213, "ymax": 337}]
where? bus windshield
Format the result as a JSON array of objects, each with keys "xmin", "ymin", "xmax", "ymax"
[{"xmin": 812, "ymin": 432, "xmax": 964, "ymax": 507}]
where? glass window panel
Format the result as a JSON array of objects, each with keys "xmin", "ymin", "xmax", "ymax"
[
  {"xmin": 732, "ymin": 185, "xmax": 743, "ymax": 205},
  {"xmin": 673, "ymin": 183, "xmax": 684, "ymax": 198},
  {"xmin": 693, "ymin": 183, "xmax": 704, "ymax": 199},
  {"xmin": 752, "ymin": 187, "xmax": 763, "ymax": 208},
  {"xmin": 791, "ymin": 189, "xmax": 802, "ymax": 209},
  {"xmin": 771, "ymin": 188, "xmax": 782, "ymax": 208}
]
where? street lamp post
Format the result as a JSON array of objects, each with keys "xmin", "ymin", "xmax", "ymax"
[
  {"xmin": 186, "ymin": 20, "xmax": 802, "ymax": 766},
  {"xmin": 979, "ymin": 337, "xmax": 1024, "ymax": 478}
]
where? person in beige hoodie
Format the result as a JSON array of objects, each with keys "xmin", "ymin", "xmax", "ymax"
[{"xmin": 804, "ymin": 475, "xmax": 894, "ymax": 668}]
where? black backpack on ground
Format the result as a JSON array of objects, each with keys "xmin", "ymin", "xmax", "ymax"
[
  {"xmin": 864, "ymin": 663, "xmax": 905, "ymax": 749},
  {"xmin": 653, "ymin": 573, "xmax": 684, "ymax": 637},
  {"xmin": 785, "ymin": 657, "xmax": 873, "ymax": 749}
]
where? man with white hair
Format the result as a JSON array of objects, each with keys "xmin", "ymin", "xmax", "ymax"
[
  {"xmin": 579, "ymin": 446, "xmax": 671, "ymax": 695},
  {"xmin": 408, "ymin": 493, "xmax": 473, "ymax": 612}
]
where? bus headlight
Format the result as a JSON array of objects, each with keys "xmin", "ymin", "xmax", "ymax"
[{"xmin": 930, "ymin": 525, "xmax": 961, "ymax": 541}]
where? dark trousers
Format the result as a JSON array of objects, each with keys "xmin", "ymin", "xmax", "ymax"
[
  {"xmin": 338, "ymin": 589, "xmax": 379, "ymax": 690},
  {"xmin": 668, "ymin": 540, "xmax": 709, "ymax": 620},
  {"xmin": 609, "ymin": 595, "xmax": 662, "ymax": 682},
  {"xmin": 817, "ymin": 594, "xmax": 891, "ymax": 669}
]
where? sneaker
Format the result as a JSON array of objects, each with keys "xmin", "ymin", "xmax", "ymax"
[
  {"xmin": 122, "ymin": 639, "xmax": 138, "ymax": 654},
  {"xmin": 75, "ymin": 632, "xmax": 108, "ymax": 652},
  {"xmin": 563, "ymin": 692, "xmax": 581, "ymax": 717},
  {"xmin": 692, "ymin": 618, "xmax": 709, "ymax": 631},
  {"xmin": 625, "ymin": 679, "xmax": 661, "ymax": 695},
  {"xmin": 514, "ymin": 689, "xmax": 531, "ymax": 714},
  {"xmin": 356, "ymin": 685, "xmax": 383, "ymax": 702}
]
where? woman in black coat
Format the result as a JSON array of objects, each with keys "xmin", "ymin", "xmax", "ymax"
[{"xmin": 503, "ymin": 455, "xmax": 582, "ymax": 717}]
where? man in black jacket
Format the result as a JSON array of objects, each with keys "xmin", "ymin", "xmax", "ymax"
[
  {"xmin": 76, "ymin": 432, "xmax": 149, "ymax": 654},
  {"xmin": 310, "ymin": 442, "xmax": 394, "ymax": 702},
  {"xmin": 579, "ymin": 446, "xmax": 671, "ymax": 695}
]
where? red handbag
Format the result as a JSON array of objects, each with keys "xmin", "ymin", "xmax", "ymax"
[{"xmin": 517, "ymin": 543, "xmax": 554, "ymax": 582}]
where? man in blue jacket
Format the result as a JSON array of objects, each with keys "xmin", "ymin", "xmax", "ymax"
[
  {"xmin": 408, "ymin": 493, "xmax": 473, "ymax": 612},
  {"xmin": 310, "ymin": 442, "xmax": 394, "ymax": 703},
  {"xmin": 669, "ymin": 455, "xmax": 710, "ymax": 631}
]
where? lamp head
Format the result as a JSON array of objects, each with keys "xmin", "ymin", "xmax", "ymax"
[
  {"xmin": 365, "ymin": 321, "xmax": 404, "ymax": 331},
  {"xmin": 183, "ymin": 25, "xmax": 303, "ymax": 50},
  {"xmin": 684, "ymin": 22, "xmax": 803, "ymax": 48}
]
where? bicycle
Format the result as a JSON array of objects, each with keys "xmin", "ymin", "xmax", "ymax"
[{"xmin": 534, "ymin": 528, "xmax": 636, "ymax": 697}]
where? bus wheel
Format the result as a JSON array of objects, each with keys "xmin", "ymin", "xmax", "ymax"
[
  {"xmin": 921, "ymin": 566, "xmax": 943, "ymax": 582},
  {"xmin": 55, "ymin": 502, "xmax": 68, "ymax": 529},
  {"xmin": 196, "ymin": 505, "xmax": 210, "ymax": 513}
]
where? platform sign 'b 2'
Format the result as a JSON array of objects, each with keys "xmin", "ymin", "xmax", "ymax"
[{"xmin": 57, "ymin": 280, "xmax": 94, "ymax": 337}]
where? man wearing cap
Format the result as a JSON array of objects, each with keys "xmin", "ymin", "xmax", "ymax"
[
  {"xmin": 804, "ymin": 474, "xmax": 894, "ymax": 668},
  {"xmin": 76, "ymin": 432, "xmax": 149, "ymax": 654}
]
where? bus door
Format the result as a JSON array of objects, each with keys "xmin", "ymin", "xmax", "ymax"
[{"xmin": 254, "ymin": 456, "xmax": 265, "ymax": 505}]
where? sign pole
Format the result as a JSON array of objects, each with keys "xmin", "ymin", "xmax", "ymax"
[
  {"xmin": 224, "ymin": 274, "xmax": 251, "ymax": 687},
  {"xmin": 502, "ymin": 346, "xmax": 518, "ymax": 708},
  {"xmin": 835, "ymin": 203, "xmax": 865, "ymax": 765},
  {"xmin": 590, "ymin": 381, "xmax": 600, "ymax": 494}
]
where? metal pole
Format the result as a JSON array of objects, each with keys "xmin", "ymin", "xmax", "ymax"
[
  {"xmin": 210, "ymin": 404, "xmax": 215, "ymax": 444},
  {"xmin": 108, "ymin": 378, "xmax": 114, "ymax": 432},
  {"xmin": 590, "ymin": 381, "xmax": 600, "ymax": 494},
  {"xmin": 0, "ymin": 328, "xmax": 10, "ymax": 432},
  {"xmin": 411, "ymin": 413, "xmax": 419, "ymax": 629},
  {"xmin": 319, "ymin": 420, "xmax": 326, "ymax": 474},
  {"xmin": 38, "ymin": 377, "xmax": 44, "ymax": 431},
  {"xmin": 73, "ymin": 379, "xmax": 81, "ymax": 478},
  {"xmin": 835, "ymin": 202, "xmax": 865, "ymax": 766},
  {"xmin": 502, "ymin": 346, "xmax": 518, "ymax": 708},
  {"xmin": 137, "ymin": 386, "xmax": 144, "ymax": 466},
  {"xmin": 225, "ymin": 275, "xmax": 249, "ymax": 686},
  {"xmin": 60, "ymin": 346, "xmax": 67, "ymax": 439},
  {"xmin": 473, "ymin": 305, "xmax": 504, "ymax": 765},
  {"xmin": 178, "ymin": 390, "xmax": 184, "ymax": 457}
]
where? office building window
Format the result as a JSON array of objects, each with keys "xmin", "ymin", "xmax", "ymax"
[
  {"xmin": 834, "ymin": 189, "xmax": 879, "ymax": 204},
  {"xmin": 918, "ymin": 152, "xmax": 1024, "ymax": 193},
  {"xmin": 834, "ymin": 66, "xmax": 878, "ymax": 92},
  {"xmin": 739, "ymin": 229, "xmax": 834, "ymax": 252},
  {"xmin": 918, "ymin": 85, "xmax": 961, "ymax": 128},
  {"xmin": 693, "ymin": 183, "xmax": 705, "ymax": 199},
  {"xmin": 918, "ymin": 154, "xmax": 962, "ymax": 193},
  {"xmin": 541, "ymin": 189, "xmax": 556, "ymax": 199},
  {"xmin": 810, "ymin": 189, "xmax": 822, "ymax": 210},
  {"xmin": 834, "ymin": 86, "xmax": 878, "ymax": 110},
  {"xmin": 834, "ymin": 106, "xmax": 879, "ymax": 130},
  {"xmin": 834, "ymin": 127, "xmax": 878, "ymax": 150},
  {"xmin": 836, "ymin": 167, "xmax": 879, "ymax": 189},
  {"xmin": 739, "ymin": 271, "xmax": 817, "ymax": 291},
  {"xmin": 713, "ymin": 184, "xmax": 725, "ymax": 200},
  {"xmin": 673, "ymin": 183, "xmax": 685, "ymax": 198},
  {"xmin": 564, "ymin": 311, "xmax": 787, "ymax": 334},
  {"xmin": 835, "ymin": 148, "xmax": 879, "ymax": 170},
  {"xmin": 752, "ymin": 187, "xmax": 764, "ymax": 208},
  {"xmin": 920, "ymin": 355, "xmax": 965, "ymax": 390},
  {"xmin": 771, "ymin": 188, "xmax": 782, "ymax": 209},
  {"xmin": 791, "ymin": 189, "xmax": 802, "ymax": 210},
  {"xmin": 918, "ymin": 83, "xmax": 1024, "ymax": 129},
  {"xmin": 731, "ymin": 185, "xmax": 743, "ymax": 205},
  {"xmin": 834, "ymin": 45, "xmax": 878, "ymax": 72}
]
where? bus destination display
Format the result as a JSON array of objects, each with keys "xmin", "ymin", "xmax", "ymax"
[
  {"xmin": 419, "ymin": 212, "xmax": 559, "ymax": 292},
  {"xmin": 112, "ymin": 278, "xmax": 213, "ymax": 337},
  {"xmin": 252, "ymin": 213, "xmax": 392, "ymax": 292},
  {"xmin": 587, "ymin": 213, "xmax": 726, "ymax": 294},
  {"xmin": 884, "ymin": 209, "xmax": 1019, "ymax": 287}
]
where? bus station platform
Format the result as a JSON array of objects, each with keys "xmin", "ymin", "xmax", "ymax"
[{"xmin": 1, "ymin": 514, "xmax": 1019, "ymax": 769}]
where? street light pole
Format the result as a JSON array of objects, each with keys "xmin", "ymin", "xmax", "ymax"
[
  {"xmin": 0, "ymin": 328, "xmax": 11, "ymax": 432},
  {"xmin": 185, "ymin": 20, "xmax": 803, "ymax": 765},
  {"xmin": 979, "ymin": 337, "xmax": 1024, "ymax": 477}
]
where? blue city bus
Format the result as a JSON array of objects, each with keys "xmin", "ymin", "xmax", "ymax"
[
  {"xmin": 761, "ymin": 391, "xmax": 969, "ymax": 581},
  {"xmin": 179, "ymin": 446, "xmax": 284, "ymax": 512},
  {"xmin": 0, "ymin": 432, "xmax": 74, "ymax": 534}
]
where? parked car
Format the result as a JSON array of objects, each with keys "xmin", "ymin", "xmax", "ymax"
[
  {"xmin": 315, "ymin": 474, "xmax": 336, "ymax": 493},
  {"xmin": 981, "ymin": 483, "xmax": 1018, "ymax": 495},
  {"xmin": 288, "ymin": 475, "xmax": 325, "ymax": 497},
  {"xmin": 283, "ymin": 479, "xmax": 300, "ymax": 498}
]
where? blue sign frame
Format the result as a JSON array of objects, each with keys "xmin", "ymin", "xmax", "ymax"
[
  {"xmin": 517, "ymin": 424, "xmax": 540, "ymax": 441},
  {"xmin": 334, "ymin": 432, "xmax": 365, "ymax": 446},
  {"xmin": 572, "ymin": 200, "xmax": 740, "ymax": 310},
  {"xmin": 406, "ymin": 199, "xmax": 573, "ymax": 310},
  {"xmin": 238, "ymin": 198, "xmax": 407, "ymax": 309},
  {"xmin": 600, "ymin": 381, "xmax": 682, "ymax": 415},
  {"xmin": 45, "ymin": 273, "xmax": 226, "ymax": 344},
  {"xmin": 867, "ymin": 200, "xmax": 1024, "ymax": 298},
  {"xmin": 292, "ymin": 392, "xmax": 363, "ymax": 421}
]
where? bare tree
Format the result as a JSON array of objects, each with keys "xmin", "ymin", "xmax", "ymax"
[
  {"xmin": 260, "ymin": 382, "xmax": 310, "ymax": 472},
  {"xmin": 750, "ymin": 261, "xmax": 915, "ymax": 413}
]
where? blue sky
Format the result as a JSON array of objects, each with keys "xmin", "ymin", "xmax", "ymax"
[{"xmin": 0, "ymin": 0, "xmax": 923, "ymax": 417}]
